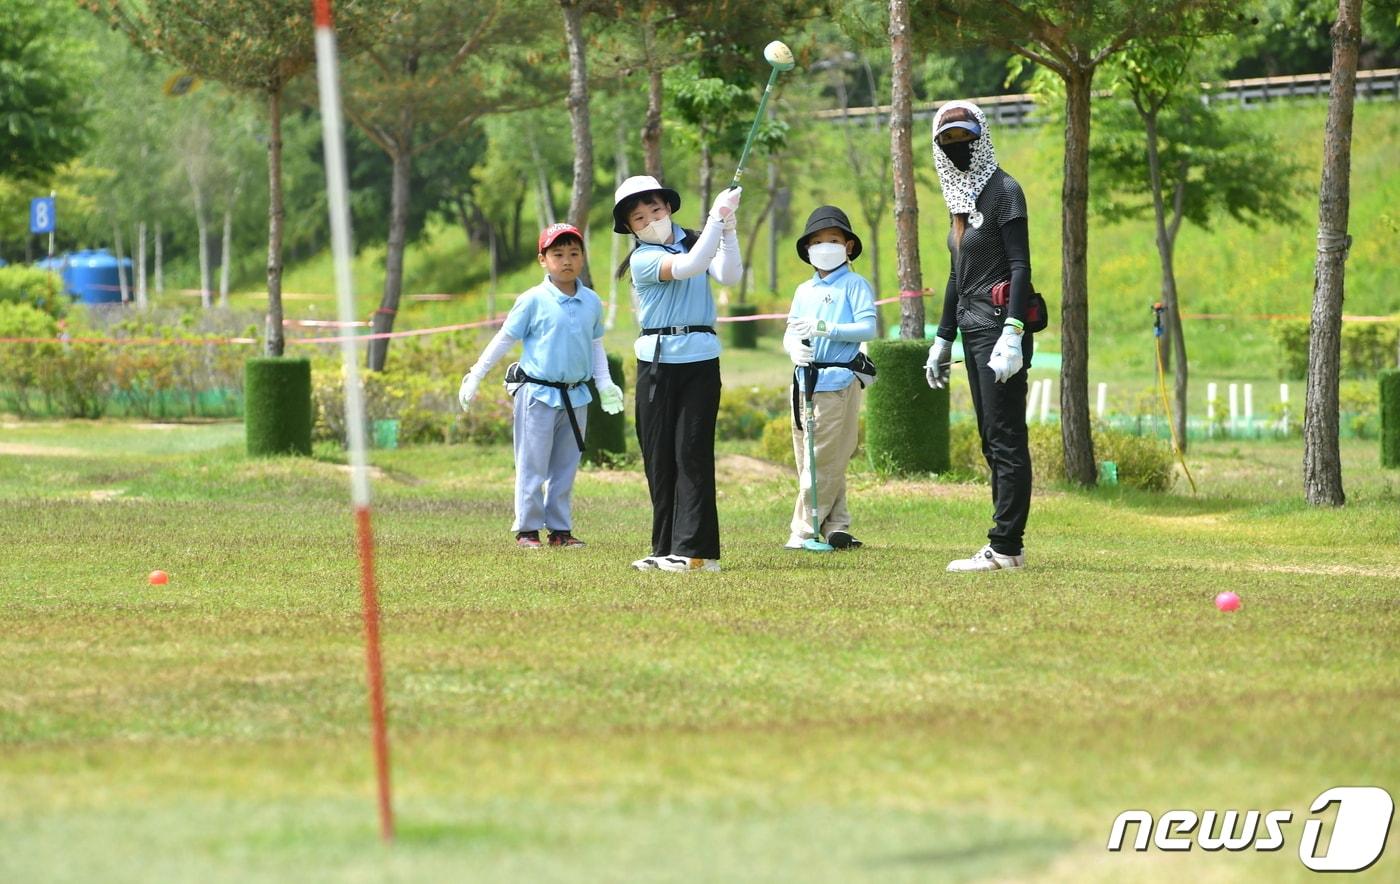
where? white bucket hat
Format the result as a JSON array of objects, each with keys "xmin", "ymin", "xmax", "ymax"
[{"xmin": 612, "ymin": 175, "xmax": 681, "ymax": 234}]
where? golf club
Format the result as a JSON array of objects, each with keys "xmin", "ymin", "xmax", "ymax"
[
  {"xmin": 729, "ymin": 40, "xmax": 795, "ymax": 190},
  {"xmin": 800, "ymin": 354, "xmax": 834, "ymax": 552}
]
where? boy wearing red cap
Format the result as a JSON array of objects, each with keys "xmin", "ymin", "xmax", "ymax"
[{"xmin": 459, "ymin": 223, "xmax": 624, "ymax": 548}]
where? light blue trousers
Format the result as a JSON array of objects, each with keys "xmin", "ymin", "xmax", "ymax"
[{"xmin": 512, "ymin": 393, "xmax": 587, "ymax": 533}]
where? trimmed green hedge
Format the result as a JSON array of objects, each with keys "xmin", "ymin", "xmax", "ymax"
[
  {"xmin": 865, "ymin": 339, "xmax": 948, "ymax": 474},
  {"xmin": 726, "ymin": 303, "xmax": 760, "ymax": 349},
  {"xmin": 585, "ymin": 353, "xmax": 626, "ymax": 464},
  {"xmin": 245, "ymin": 358, "xmax": 312, "ymax": 456},
  {"xmin": 1273, "ymin": 319, "xmax": 1400, "ymax": 380},
  {"xmin": 1381, "ymin": 369, "xmax": 1400, "ymax": 469}
]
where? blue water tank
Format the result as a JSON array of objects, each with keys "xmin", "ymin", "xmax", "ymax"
[{"xmin": 65, "ymin": 249, "xmax": 125, "ymax": 304}]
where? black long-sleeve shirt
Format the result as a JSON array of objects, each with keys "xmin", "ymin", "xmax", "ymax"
[{"xmin": 936, "ymin": 168, "xmax": 1031, "ymax": 341}]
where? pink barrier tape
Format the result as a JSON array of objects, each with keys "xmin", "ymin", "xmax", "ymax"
[
  {"xmin": 286, "ymin": 315, "xmax": 504, "ymax": 344},
  {"xmin": 0, "ymin": 316, "xmax": 503, "ymax": 347},
  {"xmin": 0, "ymin": 336, "xmax": 258, "ymax": 345}
]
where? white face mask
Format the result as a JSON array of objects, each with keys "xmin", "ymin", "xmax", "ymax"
[
  {"xmin": 807, "ymin": 242, "xmax": 849, "ymax": 272},
  {"xmin": 635, "ymin": 217, "xmax": 672, "ymax": 245}
]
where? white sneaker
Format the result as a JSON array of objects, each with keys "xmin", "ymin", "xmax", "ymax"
[
  {"xmin": 631, "ymin": 555, "xmax": 664, "ymax": 571},
  {"xmin": 783, "ymin": 534, "xmax": 807, "ymax": 550},
  {"xmin": 656, "ymin": 556, "xmax": 721, "ymax": 573},
  {"xmin": 947, "ymin": 544, "xmax": 1025, "ymax": 573}
]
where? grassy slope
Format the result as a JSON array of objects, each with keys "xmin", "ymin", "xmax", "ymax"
[{"xmin": 2, "ymin": 423, "xmax": 1398, "ymax": 882}]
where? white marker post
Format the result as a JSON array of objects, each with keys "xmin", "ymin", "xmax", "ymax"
[
  {"xmin": 1280, "ymin": 383, "xmax": 1290, "ymax": 435},
  {"xmin": 1026, "ymin": 379, "xmax": 1042, "ymax": 423},
  {"xmin": 1207, "ymin": 382, "xmax": 1218, "ymax": 436},
  {"xmin": 313, "ymin": 0, "xmax": 393, "ymax": 843},
  {"xmin": 1040, "ymin": 378, "xmax": 1052, "ymax": 424},
  {"xmin": 1244, "ymin": 384, "xmax": 1254, "ymax": 436},
  {"xmin": 1228, "ymin": 383, "xmax": 1239, "ymax": 436},
  {"xmin": 1096, "ymin": 382, "xmax": 1108, "ymax": 421}
]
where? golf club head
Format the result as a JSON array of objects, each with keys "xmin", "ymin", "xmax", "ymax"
[
  {"xmin": 764, "ymin": 41, "xmax": 796, "ymax": 71},
  {"xmin": 803, "ymin": 538, "xmax": 835, "ymax": 552}
]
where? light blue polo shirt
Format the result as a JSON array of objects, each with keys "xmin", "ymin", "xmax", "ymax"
[
  {"xmin": 501, "ymin": 275, "xmax": 604, "ymax": 409},
  {"xmin": 630, "ymin": 222, "xmax": 722, "ymax": 364},
  {"xmin": 787, "ymin": 263, "xmax": 877, "ymax": 392}
]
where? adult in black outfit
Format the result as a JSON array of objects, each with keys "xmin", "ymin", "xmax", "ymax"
[{"xmin": 923, "ymin": 100, "xmax": 1034, "ymax": 572}]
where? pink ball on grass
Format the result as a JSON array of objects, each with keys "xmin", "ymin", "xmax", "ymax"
[
  {"xmin": 1215, "ymin": 591, "xmax": 1241, "ymax": 612},
  {"xmin": 148, "ymin": 570, "xmax": 169, "ymax": 586}
]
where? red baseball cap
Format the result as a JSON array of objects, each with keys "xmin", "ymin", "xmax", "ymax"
[{"xmin": 538, "ymin": 222, "xmax": 584, "ymax": 253}]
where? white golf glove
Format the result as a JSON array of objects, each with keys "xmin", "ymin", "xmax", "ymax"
[
  {"xmin": 458, "ymin": 372, "xmax": 482, "ymax": 412},
  {"xmin": 987, "ymin": 325, "xmax": 1024, "ymax": 383},
  {"xmin": 597, "ymin": 382, "xmax": 624, "ymax": 415},
  {"xmin": 925, "ymin": 337, "xmax": 953, "ymax": 389},
  {"xmin": 708, "ymin": 186, "xmax": 742, "ymax": 226},
  {"xmin": 787, "ymin": 339, "xmax": 815, "ymax": 367},
  {"xmin": 787, "ymin": 317, "xmax": 828, "ymax": 339}
]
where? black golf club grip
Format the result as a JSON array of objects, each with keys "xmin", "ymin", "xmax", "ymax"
[{"xmin": 801, "ymin": 339, "xmax": 818, "ymax": 397}]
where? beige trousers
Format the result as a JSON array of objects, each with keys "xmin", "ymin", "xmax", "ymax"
[{"xmin": 790, "ymin": 381, "xmax": 863, "ymax": 538}]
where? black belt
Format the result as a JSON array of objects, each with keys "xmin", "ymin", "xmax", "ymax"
[
  {"xmin": 638, "ymin": 325, "xmax": 716, "ymax": 402},
  {"xmin": 789, "ymin": 355, "xmax": 877, "ymax": 429},
  {"xmin": 515, "ymin": 369, "xmax": 589, "ymax": 452}
]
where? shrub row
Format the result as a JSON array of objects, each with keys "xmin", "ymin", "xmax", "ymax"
[
  {"xmin": 0, "ymin": 303, "xmax": 244, "ymax": 418},
  {"xmin": 1273, "ymin": 319, "xmax": 1400, "ymax": 380}
]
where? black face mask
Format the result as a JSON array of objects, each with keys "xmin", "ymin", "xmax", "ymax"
[{"xmin": 940, "ymin": 140, "xmax": 973, "ymax": 171}]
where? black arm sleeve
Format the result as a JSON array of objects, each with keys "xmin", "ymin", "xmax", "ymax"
[
  {"xmin": 936, "ymin": 270, "xmax": 958, "ymax": 341},
  {"xmin": 999, "ymin": 216, "xmax": 1031, "ymax": 324}
]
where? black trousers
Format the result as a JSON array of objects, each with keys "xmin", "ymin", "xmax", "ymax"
[
  {"xmin": 635, "ymin": 358, "xmax": 722, "ymax": 559},
  {"xmin": 961, "ymin": 326, "xmax": 1033, "ymax": 556}
]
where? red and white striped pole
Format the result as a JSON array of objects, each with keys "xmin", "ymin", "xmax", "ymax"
[{"xmin": 312, "ymin": 0, "xmax": 394, "ymax": 843}]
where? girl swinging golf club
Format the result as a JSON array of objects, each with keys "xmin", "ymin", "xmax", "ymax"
[
  {"xmin": 614, "ymin": 176, "xmax": 742, "ymax": 573},
  {"xmin": 924, "ymin": 101, "xmax": 1039, "ymax": 572}
]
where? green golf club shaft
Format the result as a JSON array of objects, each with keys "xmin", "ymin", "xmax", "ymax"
[{"xmin": 729, "ymin": 67, "xmax": 780, "ymax": 190}]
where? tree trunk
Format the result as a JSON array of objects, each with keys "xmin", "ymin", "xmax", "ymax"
[
  {"xmin": 219, "ymin": 202, "xmax": 234, "ymax": 309},
  {"xmin": 562, "ymin": 0, "xmax": 594, "ymax": 288},
  {"xmin": 888, "ymin": 0, "xmax": 923, "ymax": 339},
  {"xmin": 738, "ymin": 187, "xmax": 776, "ymax": 302},
  {"xmin": 265, "ymin": 88, "xmax": 286, "ymax": 357},
  {"xmin": 870, "ymin": 228, "xmax": 885, "ymax": 339},
  {"xmin": 219, "ymin": 171, "xmax": 244, "ymax": 310},
  {"xmin": 641, "ymin": 16, "xmax": 664, "ymax": 180},
  {"xmin": 1305, "ymin": 0, "xmax": 1362, "ymax": 507},
  {"xmin": 488, "ymin": 221, "xmax": 499, "ymax": 322},
  {"xmin": 529, "ymin": 132, "xmax": 556, "ymax": 228},
  {"xmin": 189, "ymin": 166, "xmax": 211, "ymax": 309},
  {"xmin": 767, "ymin": 156, "xmax": 779, "ymax": 295},
  {"xmin": 609, "ymin": 128, "xmax": 628, "ymax": 329},
  {"xmin": 136, "ymin": 221, "xmax": 148, "ymax": 310},
  {"xmin": 369, "ymin": 144, "xmax": 413, "ymax": 372},
  {"xmin": 698, "ymin": 139, "xmax": 713, "ymax": 227},
  {"xmin": 1167, "ymin": 180, "xmax": 1188, "ymax": 450},
  {"xmin": 154, "ymin": 221, "xmax": 164, "ymax": 296},
  {"xmin": 1059, "ymin": 68, "xmax": 1097, "ymax": 486},
  {"xmin": 1144, "ymin": 112, "xmax": 1188, "ymax": 451},
  {"xmin": 113, "ymin": 225, "xmax": 130, "ymax": 303}
]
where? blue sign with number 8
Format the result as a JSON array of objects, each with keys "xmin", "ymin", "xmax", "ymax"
[{"xmin": 30, "ymin": 197, "xmax": 55, "ymax": 235}]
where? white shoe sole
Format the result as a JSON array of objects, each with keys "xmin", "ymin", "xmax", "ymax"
[{"xmin": 656, "ymin": 557, "xmax": 721, "ymax": 573}]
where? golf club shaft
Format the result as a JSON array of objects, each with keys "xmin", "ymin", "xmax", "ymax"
[
  {"xmin": 729, "ymin": 67, "xmax": 780, "ymax": 190},
  {"xmin": 802, "ymin": 359, "xmax": 822, "ymax": 540}
]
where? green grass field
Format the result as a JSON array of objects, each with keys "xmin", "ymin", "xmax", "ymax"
[{"xmin": 2, "ymin": 422, "xmax": 1398, "ymax": 882}]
